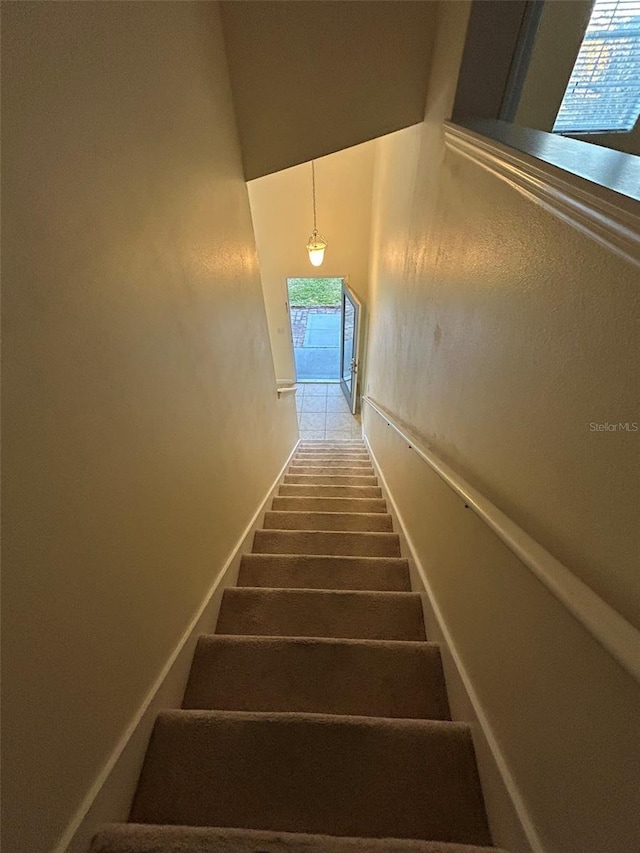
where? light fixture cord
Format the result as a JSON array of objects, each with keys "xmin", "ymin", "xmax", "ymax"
[{"xmin": 311, "ymin": 160, "xmax": 317, "ymax": 234}]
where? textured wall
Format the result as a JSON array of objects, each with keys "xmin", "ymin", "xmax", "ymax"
[
  {"xmin": 1, "ymin": 4, "xmax": 297, "ymax": 852},
  {"xmin": 248, "ymin": 141, "xmax": 376, "ymax": 382}
]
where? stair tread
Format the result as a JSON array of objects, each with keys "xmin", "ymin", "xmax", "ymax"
[
  {"xmin": 271, "ymin": 496, "xmax": 387, "ymax": 513},
  {"xmin": 216, "ymin": 587, "xmax": 426, "ymax": 640},
  {"xmin": 278, "ymin": 484, "xmax": 382, "ymax": 498},
  {"xmin": 92, "ymin": 825, "xmax": 505, "ymax": 853},
  {"xmin": 263, "ymin": 510, "xmax": 393, "ymax": 532},
  {"xmin": 293, "ymin": 455, "xmax": 371, "ymax": 461},
  {"xmin": 284, "ymin": 475, "xmax": 378, "ymax": 486},
  {"xmin": 253, "ymin": 529, "xmax": 401, "ymax": 557},
  {"xmin": 294, "ymin": 453, "xmax": 371, "ymax": 458},
  {"xmin": 289, "ymin": 465, "xmax": 374, "ymax": 472},
  {"xmin": 298, "ymin": 446, "xmax": 366, "ymax": 451},
  {"xmin": 293, "ymin": 455, "xmax": 372, "ymax": 461},
  {"xmin": 183, "ymin": 634, "xmax": 450, "ymax": 719},
  {"xmin": 299, "ymin": 440, "xmax": 365, "ymax": 445},
  {"xmin": 129, "ymin": 710, "xmax": 491, "ymax": 845},
  {"xmin": 238, "ymin": 553, "xmax": 411, "ymax": 591}
]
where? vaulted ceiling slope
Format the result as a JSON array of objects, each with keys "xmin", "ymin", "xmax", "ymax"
[{"xmin": 220, "ymin": 0, "xmax": 437, "ymax": 180}]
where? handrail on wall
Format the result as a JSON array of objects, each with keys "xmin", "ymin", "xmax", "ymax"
[
  {"xmin": 362, "ymin": 395, "xmax": 640, "ymax": 684},
  {"xmin": 277, "ymin": 383, "xmax": 298, "ymax": 398}
]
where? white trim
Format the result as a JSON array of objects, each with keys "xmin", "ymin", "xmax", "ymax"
[
  {"xmin": 57, "ymin": 439, "xmax": 300, "ymax": 853},
  {"xmin": 363, "ymin": 396, "xmax": 640, "ymax": 685},
  {"xmin": 363, "ymin": 432, "xmax": 545, "ymax": 853},
  {"xmin": 443, "ymin": 122, "xmax": 640, "ymax": 270}
]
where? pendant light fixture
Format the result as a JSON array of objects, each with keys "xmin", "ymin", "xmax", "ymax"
[{"xmin": 306, "ymin": 160, "xmax": 327, "ymax": 267}]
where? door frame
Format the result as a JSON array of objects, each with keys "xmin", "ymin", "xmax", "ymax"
[
  {"xmin": 339, "ymin": 279, "xmax": 362, "ymax": 413},
  {"xmin": 285, "ymin": 275, "xmax": 347, "ymax": 384}
]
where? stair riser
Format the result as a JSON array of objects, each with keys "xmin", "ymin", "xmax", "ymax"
[
  {"xmin": 284, "ymin": 475, "xmax": 378, "ymax": 486},
  {"xmin": 130, "ymin": 712, "xmax": 491, "ymax": 844},
  {"xmin": 237, "ymin": 554, "xmax": 411, "ymax": 592},
  {"xmin": 253, "ymin": 530, "xmax": 401, "ymax": 557},
  {"xmin": 299, "ymin": 440, "xmax": 364, "ymax": 445},
  {"xmin": 278, "ymin": 484, "xmax": 383, "ymax": 498},
  {"xmin": 293, "ymin": 461, "xmax": 371, "ymax": 468},
  {"xmin": 271, "ymin": 497, "xmax": 387, "ymax": 513},
  {"xmin": 216, "ymin": 589, "xmax": 425, "ymax": 641},
  {"xmin": 289, "ymin": 467, "xmax": 375, "ymax": 477},
  {"xmin": 299, "ymin": 445, "xmax": 365, "ymax": 452},
  {"xmin": 93, "ymin": 824, "xmax": 509, "ymax": 853},
  {"xmin": 293, "ymin": 457, "xmax": 372, "ymax": 466},
  {"xmin": 183, "ymin": 637, "xmax": 450, "ymax": 720},
  {"xmin": 263, "ymin": 511, "xmax": 393, "ymax": 533},
  {"xmin": 294, "ymin": 451, "xmax": 370, "ymax": 457}
]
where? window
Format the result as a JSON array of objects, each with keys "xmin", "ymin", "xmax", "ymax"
[{"xmin": 553, "ymin": 0, "xmax": 640, "ymax": 134}]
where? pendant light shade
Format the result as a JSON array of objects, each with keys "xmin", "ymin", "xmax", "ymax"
[
  {"xmin": 306, "ymin": 231, "xmax": 327, "ymax": 267},
  {"xmin": 306, "ymin": 160, "xmax": 327, "ymax": 267}
]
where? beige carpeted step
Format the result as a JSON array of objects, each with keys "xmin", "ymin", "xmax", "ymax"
[
  {"xmin": 272, "ymin": 496, "xmax": 386, "ymax": 513},
  {"xmin": 289, "ymin": 466, "xmax": 374, "ymax": 477},
  {"xmin": 292, "ymin": 460, "xmax": 371, "ymax": 467},
  {"xmin": 182, "ymin": 636, "xmax": 450, "ymax": 719},
  {"xmin": 299, "ymin": 439, "xmax": 364, "ymax": 445},
  {"xmin": 295, "ymin": 444, "xmax": 368, "ymax": 451},
  {"xmin": 278, "ymin": 483, "xmax": 382, "ymax": 498},
  {"xmin": 299, "ymin": 442, "xmax": 365, "ymax": 447},
  {"xmin": 253, "ymin": 529, "xmax": 400, "ymax": 557},
  {"xmin": 237, "ymin": 554, "xmax": 411, "ymax": 591},
  {"xmin": 294, "ymin": 450, "xmax": 370, "ymax": 457},
  {"xmin": 129, "ymin": 711, "xmax": 491, "ymax": 845},
  {"xmin": 92, "ymin": 824, "xmax": 508, "ymax": 853},
  {"xmin": 296, "ymin": 450, "xmax": 366, "ymax": 455},
  {"xmin": 284, "ymin": 474, "xmax": 378, "ymax": 486},
  {"xmin": 263, "ymin": 510, "xmax": 393, "ymax": 533},
  {"xmin": 298, "ymin": 445, "xmax": 365, "ymax": 453},
  {"xmin": 215, "ymin": 588, "xmax": 425, "ymax": 640},
  {"xmin": 293, "ymin": 457, "xmax": 372, "ymax": 467}
]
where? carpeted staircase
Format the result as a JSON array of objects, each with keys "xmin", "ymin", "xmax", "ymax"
[{"xmin": 91, "ymin": 440, "xmax": 506, "ymax": 853}]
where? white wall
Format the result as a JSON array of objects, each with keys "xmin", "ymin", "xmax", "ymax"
[
  {"xmin": 220, "ymin": 0, "xmax": 436, "ymax": 179},
  {"xmin": 1, "ymin": 4, "xmax": 297, "ymax": 852},
  {"xmin": 364, "ymin": 1, "xmax": 640, "ymax": 850},
  {"xmin": 248, "ymin": 142, "xmax": 376, "ymax": 383}
]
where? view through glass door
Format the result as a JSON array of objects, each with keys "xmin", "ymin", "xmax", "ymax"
[
  {"xmin": 339, "ymin": 281, "xmax": 361, "ymax": 414},
  {"xmin": 287, "ymin": 277, "xmax": 343, "ymax": 382}
]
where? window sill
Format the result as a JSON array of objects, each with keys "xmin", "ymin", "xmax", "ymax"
[
  {"xmin": 454, "ymin": 118, "xmax": 640, "ymax": 204},
  {"xmin": 444, "ymin": 119, "xmax": 640, "ymax": 269}
]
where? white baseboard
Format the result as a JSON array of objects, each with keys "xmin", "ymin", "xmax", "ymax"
[
  {"xmin": 364, "ymin": 433, "xmax": 542, "ymax": 853},
  {"xmin": 61, "ymin": 439, "xmax": 300, "ymax": 853}
]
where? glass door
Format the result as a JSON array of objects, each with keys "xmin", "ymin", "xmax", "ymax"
[{"xmin": 339, "ymin": 281, "xmax": 361, "ymax": 413}]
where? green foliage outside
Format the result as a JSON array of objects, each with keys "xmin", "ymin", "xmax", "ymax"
[{"xmin": 287, "ymin": 277, "xmax": 342, "ymax": 307}]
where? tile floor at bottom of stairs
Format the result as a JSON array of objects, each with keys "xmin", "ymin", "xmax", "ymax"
[{"xmin": 296, "ymin": 383, "xmax": 361, "ymax": 440}]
